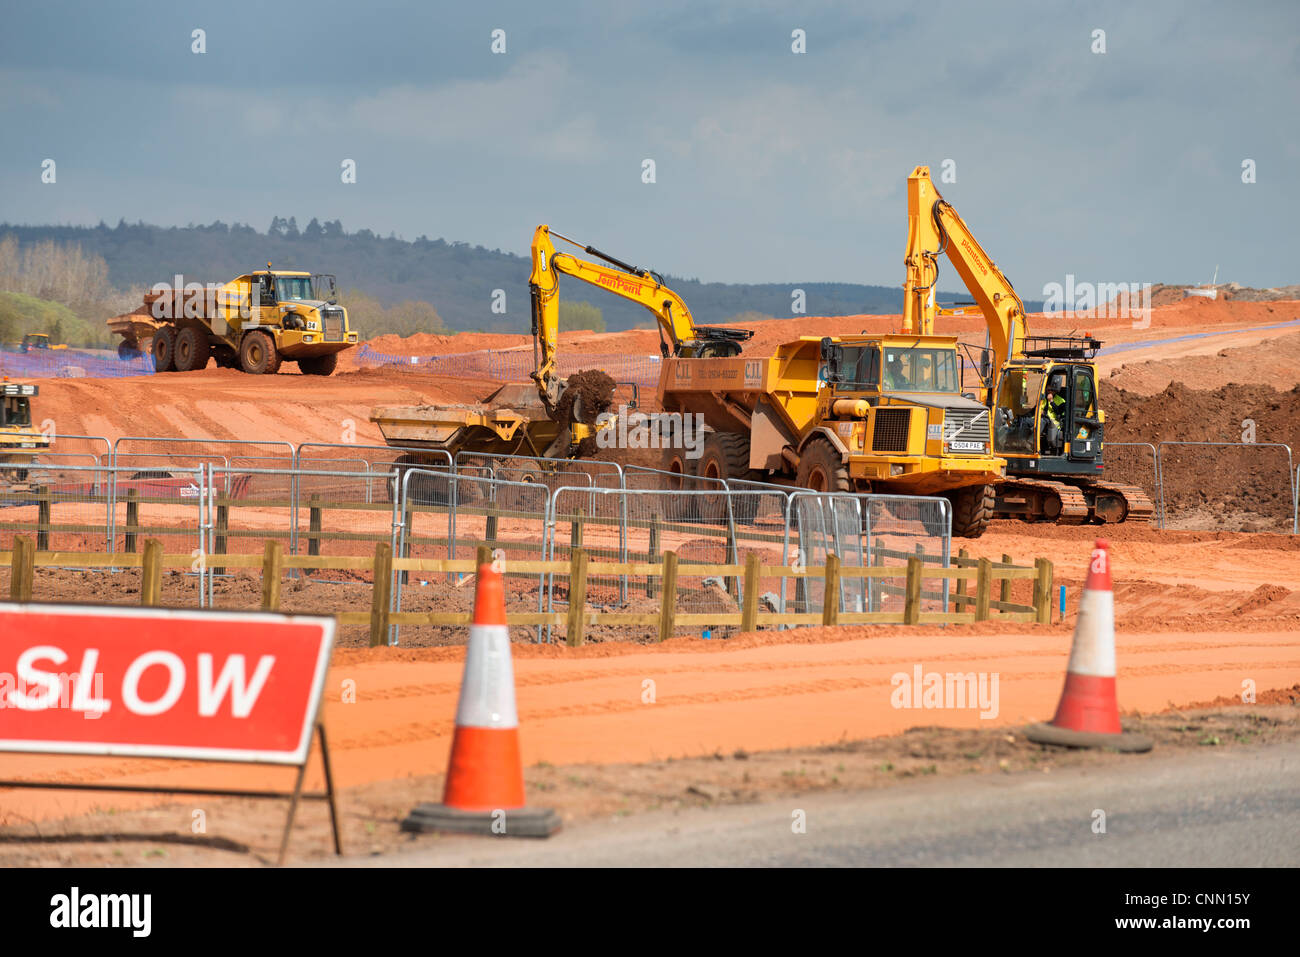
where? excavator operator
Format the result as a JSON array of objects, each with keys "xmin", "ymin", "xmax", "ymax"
[{"xmin": 1042, "ymin": 376, "xmax": 1067, "ymax": 454}]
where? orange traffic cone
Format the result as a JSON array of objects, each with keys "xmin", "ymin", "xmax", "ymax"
[
  {"xmin": 1026, "ymin": 540, "xmax": 1152, "ymax": 752},
  {"xmin": 402, "ymin": 562, "xmax": 561, "ymax": 836}
]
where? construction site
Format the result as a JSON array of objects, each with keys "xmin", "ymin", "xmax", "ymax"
[
  {"xmin": 1, "ymin": 238, "xmax": 1297, "ymax": 867},
  {"xmin": 0, "ymin": 3, "xmax": 1296, "ymax": 904}
]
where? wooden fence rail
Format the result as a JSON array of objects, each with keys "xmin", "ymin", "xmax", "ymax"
[{"xmin": 3, "ymin": 536, "xmax": 1053, "ymax": 646}]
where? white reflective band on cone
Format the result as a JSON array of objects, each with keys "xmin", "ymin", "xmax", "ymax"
[
  {"xmin": 454, "ymin": 624, "xmax": 519, "ymax": 729},
  {"xmin": 1065, "ymin": 589, "xmax": 1116, "ymax": 678}
]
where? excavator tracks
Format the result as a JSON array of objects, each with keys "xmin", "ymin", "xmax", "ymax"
[
  {"xmin": 994, "ymin": 477, "xmax": 1156, "ymax": 525},
  {"xmin": 996, "ymin": 478, "xmax": 1091, "ymax": 524},
  {"xmin": 1086, "ymin": 480, "xmax": 1156, "ymax": 524}
]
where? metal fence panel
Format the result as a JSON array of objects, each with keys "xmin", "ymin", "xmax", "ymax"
[
  {"xmin": 1157, "ymin": 441, "xmax": 1296, "ymax": 533},
  {"xmin": 1104, "ymin": 442, "xmax": 1162, "ymax": 525},
  {"xmin": 392, "ymin": 470, "xmax": 550, "ymax": 646}
]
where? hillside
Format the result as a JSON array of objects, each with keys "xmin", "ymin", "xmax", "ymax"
[{"xmin": 0, "ymin": 221, "xmax": 1025, "ymax": 334}]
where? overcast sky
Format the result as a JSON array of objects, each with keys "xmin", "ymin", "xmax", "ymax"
[{"xmin": 1, "ymin": 0, "xmax": 1296, "ymax": 293}]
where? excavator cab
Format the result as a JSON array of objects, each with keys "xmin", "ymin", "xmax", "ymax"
[{"xmin": 993, "ymin": 358, "xmax": 1101, "ymax": 464}]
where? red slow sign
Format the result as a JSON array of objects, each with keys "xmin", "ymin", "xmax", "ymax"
[{"xmin": 0, "ymin": 604, "xmax": 334, "ymax": 764}]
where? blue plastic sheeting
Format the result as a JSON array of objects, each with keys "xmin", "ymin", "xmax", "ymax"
[{"xmin": 0, "ymin": 347, "xmax": 155, "ymax": 379}]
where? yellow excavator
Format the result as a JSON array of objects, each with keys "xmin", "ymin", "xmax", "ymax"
[
  {"xmin": 902, "ymin": 165, "xmax": 1154, "ymax": 523},
  {"xmin": 371, "ymin": 225, "xmax": 755, "ymax": 463}
]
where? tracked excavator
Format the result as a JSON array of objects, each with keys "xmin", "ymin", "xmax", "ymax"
[
  {"xmin": 902, "ymin": 165, "xmax": 1154, "ymax": 524},
  {"xmin": 370, "ymin": 225, "xmax": 756, "ymax": 469}
]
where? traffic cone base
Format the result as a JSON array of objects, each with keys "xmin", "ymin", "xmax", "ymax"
[
  {"xmin": 1026, "ymin": 539, "xmax": 1152, "ymax": 753},
  {"xmin": 402, "ymin": 562, "xmax": 560, "ymax": 837}
]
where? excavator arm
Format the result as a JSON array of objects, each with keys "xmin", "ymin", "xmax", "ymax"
[
  {"xmin": 529, "ymin": 224, "xmax": 752, "ymax": 415},
  {"xmin": 902, "ymin": 166, "xmax": 1028, "ymax": 378}
]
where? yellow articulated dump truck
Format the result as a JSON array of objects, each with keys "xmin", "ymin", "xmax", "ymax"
[
  {"xmin": 109, "ymin": 267, "xmax": 358, "ymax": 375},
  {"xmin": 1, "ymin": 381, "xmax": 48, "ymax": 482},
  {"xmin": 657, "ymin": 334, "xmax": 1007, "ymax": 536}
]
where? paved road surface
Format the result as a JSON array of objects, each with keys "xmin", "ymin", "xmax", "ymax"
[{"xmin": 349, "ymin": 742, "xmax": 1299, "ymax": 867}]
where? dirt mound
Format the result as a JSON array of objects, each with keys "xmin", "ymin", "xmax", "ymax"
[
  {"xmin": 1104, "ymin": 380, "xmax": 1300, "ymax": 529},
  {"xmin": 1233, "ymin": 584, "xmax": 1292, "ymax": 615},
  {"xmin": 1107, "ymin": 332, "xmax": 1300, "ymax": 395}
]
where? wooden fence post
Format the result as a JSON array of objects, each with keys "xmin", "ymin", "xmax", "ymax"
[
  {"xmin": 904, "ymin": 555, "xmax": 922, "ymax": 625},
  {"xmin": 822, "ymin": 553, "xmax": 841, "ymax": 626},
  {"xmin": 369, "ymin": 541, "xmax": 393, "ymax": 647},
  {"xmin": 261, "ymin": 539, "xmax": 284, "ymax": 611},
  {"xmin": 740, "ymin": 552, "xmax": 761, "ymax": 633},
  {"xmin": 725, "ymin": 519, "xmax": 739, "ymax": 599},
  {"xmin": 646, "ymin": 513, "xmax": 660, "ymax": 598},
  {"xmin": 9, "ymin": 535, "xmax": 35, "ymax": 601},
  {"xmin": 308, "ymin": 494, "xmax": 323, "ymax": 557},
  {"xmin": 484, "ymin": 497, "xmax": 499, "ymax": 545},
  {"xmin": 955, "ymin": 546, "xmax": 969, "ymax": 611},
  {"xmin": 140, "ymin": 538, "xmax": 163, "ymax": 607},
  {"xmin": 565, "ymin": 548, "xmax": 589, "ymax": 647},
  {"xmin": 36, "ymin": 486, "xmax": 50, "ymax": 551},
  {"xmin": 1000, "ymin": 553, "xmax": 1012, "ymax": 605},
  {"xmin": 402, "ymin": 502, "xmax": 413, "ymax": 586},
  {"xmin": 213, "ymin": 495, "xmax": 229, "ymax": 577},
  {"xmin": 570, "ymin": 507, "xmax": 584, "ymax": 553},
  {"xmin": 975, "ymin": 557, "xmax": 992, "ymax": 621},
  {"xmin": 125, "ymin": 488, "xmax": 139, "ymax": 554},
  {"xmin": 657, "ymin": 551, "xmax": 678, "ymax": 642},
  {"xmin": 1033, "ymin": 557, "xmax": 1053, "ymax": 624}
]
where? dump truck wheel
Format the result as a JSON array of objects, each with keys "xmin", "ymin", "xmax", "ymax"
[
  {"xmin": 152, "ymin": 327, "xmax": 176, "ymax": 372},
  {"xmin": 946, "ymin": 484, "xmax": 994, "ymax": 538},
  {"xmin": 117, "ymin": 341, "xmax": 141, "ymax": 360},
  {"xmin": 239, "ymin": 331, "xmax": 280, "ymax": 375},
  {"xmin": 298, "ymin": 353, "xmax": 338, "ymax": 376},
  {"xmin": 173, "ymin": 326, "xmax": 210, "ymax": 372},
  {"xmin": 661, "ymin": 447, "xmax": 700, "ymax": 522},
  {"xmin": 697, "ymin": 432, "xmax": 761, "ymax": 524},
  {"xmin": 796, "ymin": 437, "xmax": 851, "ymax": 494}
]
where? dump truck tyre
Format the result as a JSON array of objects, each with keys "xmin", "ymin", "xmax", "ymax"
[
  {"xmin": 173, "ymin": 326, "xmax": 211, "ymax": 372},
  {"xmin": 698, "ymin": 432, "xmax": 761, "ymax": 524},
  {"xmin": 661, "ymin": 447, "xmax": 700, "ymax": 522},
  {"xmin": 239, "ymin": 331, "xmax": 280, "ymax": 375},
  {"xmin": 796, "ymin": 437, "xmax": 851, "ymax": 493},
  {"xmin": 152, "ymin": 327, "xmax": 176, "ymax": 372},
  {"xmin": 947, "ymin": 484, "xmax": 994, "ymax": 538},
  {"xmin": 298, "ymin": 353, "xmax": 338, "ymax": 376}
]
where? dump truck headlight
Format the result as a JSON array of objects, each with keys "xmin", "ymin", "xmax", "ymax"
[{"xmin": 303, "ymin": 335, "xmax": 315, "ymax": 343}]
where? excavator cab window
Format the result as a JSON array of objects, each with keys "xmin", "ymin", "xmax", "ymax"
[
  {"xmin": 1073, "ymin": 370, "xmax": 1096, "ymax": 418},
  {"xmin": 993, "ymin": 367, "xmax": 1044, "ymax": 454}
]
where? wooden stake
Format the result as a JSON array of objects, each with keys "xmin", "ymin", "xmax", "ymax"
[
  {"xmin": 140, "ymin": 538, "xmax": 163, "ymax": 606},
  {"xmin": 565, "ymin": 548, "xmax": 589, "ymax": 647},
  {"xmin": 975, "ymin": 557, "xmax": 992, "ymax": 621},
  {"xmin": 261, "ymin": 539, "xmax": 284, "ymax": 611},
  {"xmin": 658, "ymin": 551, "xmax": 678, "ymax": 642},
  {"xmin": 9, "ymin": 535, "xmax": 34, "ymax": 602},
  {"xmin": 822, "ymin": 552, "xmax": 841, "ymax": 626},
  {"xmin": 369, "ymin": 541, "xmax": 393, "ymax": 647},
  {"xmin": 904, "ymin": 555, "xmax": 922, "ymax": 625},
  {"xmin": 740, "ymin": 551, "xmax": 760, "ymax": 633}
]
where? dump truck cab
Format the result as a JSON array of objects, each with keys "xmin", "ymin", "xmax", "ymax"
[
  {"xmin": 811, "ymin": 333, "xmax": 1002, "ymax": 492},
  {"xmin": 0, "ymin": 381, "xmax": 48, "ymax": 480}
]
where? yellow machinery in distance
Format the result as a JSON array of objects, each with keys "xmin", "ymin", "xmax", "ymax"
[
  {"xmin": 373, "ymin": 225, "xmax": 757, "ymax": 465},
  {"xmin": 902, "ymin": 165, "xmax": 1153, "ymax": 523},
  {"xmin": 0, "ymin": 381, "xmax": 47, "ymax": 483}
]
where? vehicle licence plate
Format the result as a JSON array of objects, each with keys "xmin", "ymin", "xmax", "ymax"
[{"xmin": 949, "ymin": 441, "xmax": 984, "ymax": 452}]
